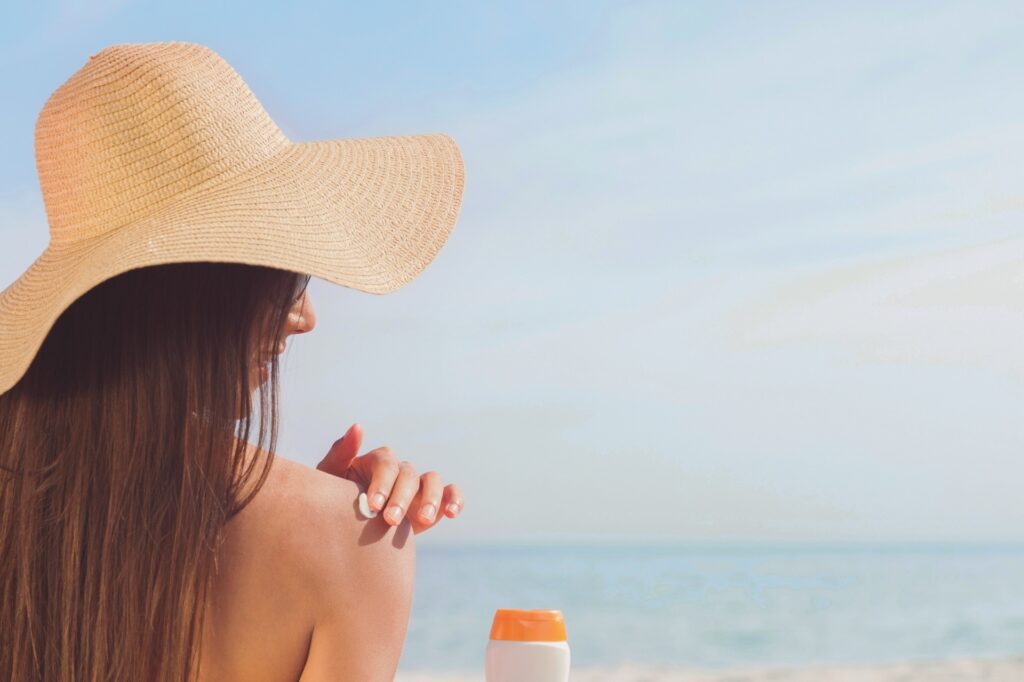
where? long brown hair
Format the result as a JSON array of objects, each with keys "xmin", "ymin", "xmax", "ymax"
[{"xmin": 0, "ymin": 261, "xmax": 303, "ymax": 681}]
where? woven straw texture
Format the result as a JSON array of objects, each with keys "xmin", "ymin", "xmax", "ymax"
[{"xmin": 0, "ymin": 41, "xmax": 465, "ymax": 395}]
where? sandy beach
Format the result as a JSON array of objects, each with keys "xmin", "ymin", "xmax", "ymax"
[{"xmin": 397, "ymin": 656, "xmax": 1024, "ymax": 681}]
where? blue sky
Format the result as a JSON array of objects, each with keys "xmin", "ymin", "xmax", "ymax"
[{"xmin": 3, "ymin": 1, "xmax": 1024, "ymax": 544}]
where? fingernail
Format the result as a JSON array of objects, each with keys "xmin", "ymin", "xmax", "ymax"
[
  {"xmin": 446, "ymin": 503, "xmax": 461, "ymax": 516},
  {"xmin": 371, "ymin": 493, "xmax": 386, "ymax": 510},
  {"xmin": 386, "ymin": 505, "xmax": 404, "ymax": 523},
  {"xmin": 420, "ymin": 504, "xmax": 436, "ymax": 521}
]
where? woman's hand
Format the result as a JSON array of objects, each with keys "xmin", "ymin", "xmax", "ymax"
[{"xmin": 315, "ymin": 423, "xmax": 463, "ymax": 535}]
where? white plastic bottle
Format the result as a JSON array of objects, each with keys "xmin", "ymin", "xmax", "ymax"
[{"xmin": 485, "ymin": 608, "xmax": 570, "ymax": 682}]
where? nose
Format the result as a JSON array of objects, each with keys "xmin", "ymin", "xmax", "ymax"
[{"xmin": 288, "ymin": 292, "xmax": 316, "ymax": 336}]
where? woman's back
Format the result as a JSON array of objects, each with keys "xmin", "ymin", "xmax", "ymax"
[{"xmin": 197, "ymin": 445, "xmax": 416, "ymax": 682}]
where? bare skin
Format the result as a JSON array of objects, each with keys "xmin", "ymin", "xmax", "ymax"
[
  {"xmin": 197, "ymin": 448, "xmax": 414, "ymax": 682},
  {"xmin": 196, "ymin": 283, "xmax": 463, "ymax": 681},
  {"xmin": 248, "ymin": 283, "xmax": 319, "ymax": 389},
  {"xmin": 248, "ymin": 286, "xmax": 464, "ymax": 530}
]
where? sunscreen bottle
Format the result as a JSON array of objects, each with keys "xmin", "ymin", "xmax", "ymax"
[{"xmin": 485, "ymin": 609, "xmax": 570, "ymax": 682}]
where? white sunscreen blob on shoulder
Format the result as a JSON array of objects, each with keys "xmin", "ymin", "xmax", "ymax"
[{"xmin": 357, "ymin": 492, "xmax": 378, "ymax": 519}]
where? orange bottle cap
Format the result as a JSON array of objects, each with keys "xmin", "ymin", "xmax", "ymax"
[{"xmin": 489, "ymin": 608, "xmax": 568, "ymax": 642}]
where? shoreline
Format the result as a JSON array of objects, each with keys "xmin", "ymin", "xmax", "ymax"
[{"xmin": 397, "ymin": 655, "xmax": 1024, "ymax": 681}]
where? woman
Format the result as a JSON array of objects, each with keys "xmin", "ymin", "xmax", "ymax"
[{"xmin": 0, "ymin": 41, "xmax": 466, "ymax": 681}]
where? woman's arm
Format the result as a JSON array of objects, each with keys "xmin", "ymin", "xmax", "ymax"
[{"xmin": 295, "ymin": 474, "xmax": 416, "ymax": 682}]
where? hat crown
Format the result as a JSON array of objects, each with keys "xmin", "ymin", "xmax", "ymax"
[{"xmin": 34, "ymin": 41, "xmax": 290, "ymax": 245}]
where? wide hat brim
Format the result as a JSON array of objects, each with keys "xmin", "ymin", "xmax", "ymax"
[{"xmin": 0, "ymin": 131, "xmax": 464, "ymax": 395}]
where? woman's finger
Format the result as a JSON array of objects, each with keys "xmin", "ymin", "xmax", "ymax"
[
  {"xmin": 382, "ymin": 460, "xmax": 420, "ymax": 526},
  {"xmin": 410, "ymin": 482, "xmax": 465, "ymax": 535},
  {"xmin": 414, "ymin": 471, "xmax": 445, "ymax": 525},
  {"xmin": 315, "ymin": 423, "xmax": 362, "ymax": 477},
  {"xmin": 364, "ymin": 447, "xmax": 399, "ymax": 512},
  {"xmin": 441, "ymin": 483, "xmax": 464, "ymax": 518}
]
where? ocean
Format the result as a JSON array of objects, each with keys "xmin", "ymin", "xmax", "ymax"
[{"xmin": 397, "ymin": 543, "xmax": 1024, "ymax": 674}]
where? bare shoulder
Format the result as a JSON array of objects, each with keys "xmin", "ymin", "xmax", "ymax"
[
  {"xmin": 263, "ymin": 456, "xmax": 417, "ymax": 682},
  {"xmin": 200, "ymin": 446, "xmax": 415, "ymax": 682},
  {"xmin": 262, "ymin": 454, "xmax": 416, "ymax": 571},
  {"xmin": 235, "ymin": 450, "xmax": 415, "ymax": 592}
]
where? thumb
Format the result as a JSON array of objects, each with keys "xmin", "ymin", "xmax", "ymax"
[{"xmin": 316, "ymin": 423, "xmax": 363, "ymax": 475}]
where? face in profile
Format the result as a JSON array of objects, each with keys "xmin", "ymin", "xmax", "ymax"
[{"xmin": 249, "ymin": 284, "xmax": 317, "ymax": 390}]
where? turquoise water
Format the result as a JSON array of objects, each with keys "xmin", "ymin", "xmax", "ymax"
[{"xmin": 398, "ymin": 543, "xmax": 1024, "ymax": 673}]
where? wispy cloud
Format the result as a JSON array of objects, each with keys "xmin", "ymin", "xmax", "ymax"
[
  {"xmin": 5, "ymin": 1, "xmax": 1024, "ymax": 541},
  {"xmin": 720, "ymin": 235, "xmax": 1024, "ymax": 378}
]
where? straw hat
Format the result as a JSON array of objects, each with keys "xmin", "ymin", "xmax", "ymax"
[{"xmin": 0, "ymin": 41, "xmax": 465, "ymax": 395}]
